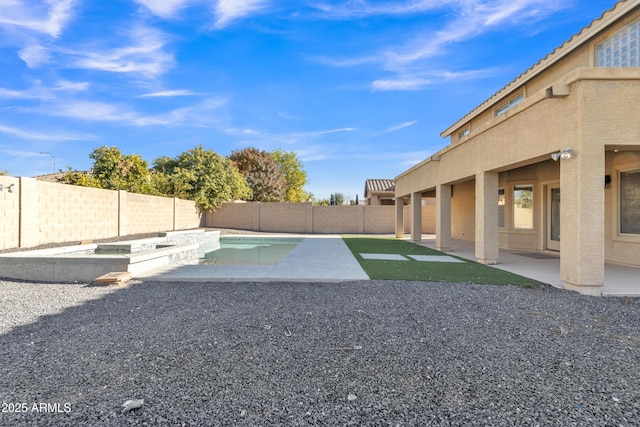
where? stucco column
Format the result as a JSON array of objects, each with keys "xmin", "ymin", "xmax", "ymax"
[
  {"xmin": 560, "ymin": 146, "xmax": 605, "ymax": 296},
  {"xmin": 411, "ymin": 192, "xmax": 422, "ymax": 242},
  {"xmin": 395, "ymin": 197, "xmax": 404, "ymax": 238},
  {"xmin": 436, "ymin": 184, "xmax": 452, "ymax": 252},
  {"xmin": 475, "ymin": 172, "xmax": 499, "ymax": 264}
]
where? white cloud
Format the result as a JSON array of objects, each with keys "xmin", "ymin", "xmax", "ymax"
[
  {"xmin": 0, "ymin": 124, "xmax": 90, "ymax": 141},
  {"xmin": 18, "ymin": 44, "xmax": 50, "ymax": 67},
  {"xmin": 0, "ymin": 0, "xmax": 76, "ymax": 38},
  {"xmin": 316, "ymin": 0, "xmax": 567, "ymax": 90},
  {"xmin": 53, "ymin": 80, "xmax": 89, "ymax": 91},
  {"xmin": 46, "ymin": 101, "xmax": 139, "ymax": 123},
  {"xmin": 214, "ymin": 0, "xmax": 270, "ymax": 28},
  {"xmin": 134, "ymin": 98, "xmax": 228, "ymax": 126},
  {"xmin": 385, "ymin": 120, "xmax": 418, "ymax": 133},
  {"xmin": 138, "ymin": 90, "xmax": 197, "ymax": 98},
  {"xmin": 70, "ymin": 26, "xmax": 174, "ymax": 78},
  {"xmin": 371, "ymin": 77, "xmax": 431, "ymax": 91},
  {"xmin": 0, "ymin": 85, "xmax": 53, "ymax": 100},
  {"xmin": 33, "ymin": 97, "xmax": 228, "ymax": 128},
  {"xmin": 134, "ymin": 0, "xmax": 193, "ymax": 18},
  {"xmin": 311, "ymin": 0, "xmax": 452, "ymax": 19}
]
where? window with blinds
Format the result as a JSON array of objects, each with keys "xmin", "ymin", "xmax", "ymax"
[
  {"xmin": 596, "ymin": 19, "xmax": 640, "ymax": 67},
  {"xmin": 620, "ymin": 169, "xmax": 640, "ymax": 234}
]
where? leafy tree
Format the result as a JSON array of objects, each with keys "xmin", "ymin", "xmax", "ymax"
[
  {"xmin": 331, "ymin": 192, "xmax": 348, "ymax": 206},
  {"xmin": 58, "ymin": 167, "xmax": 102, "ymax": 188},
  {"xmin": 271, "ymin": 149, "xmax": 310, "ymax": 202},
  {"xmin": 59, "ymin": 146, "xmax": 153, "ymax": 193},
  {"xmin": 0, "ymin": 170, "xmax": 9, "ymax": 176},
  {"xmin": 152, "ymin": 145, "xmax": 252, "ymax": 211},
  {"xmin": 230, "ymin": 147, "xmax": 286, "ymax": 202}
]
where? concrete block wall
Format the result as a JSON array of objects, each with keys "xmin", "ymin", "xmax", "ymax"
[
  {"xmin": 0, "ymin": 176, "xmax": 20, "ymax": 250},
  {"xmin": 174, "ymin": 198, "xmax": 203, "ymax": 230},
  {"xmin": 36, "ymin": 180, "xmax": 119, "ymax": 246},
  {"xmin": 0, "ymin": 176, "xmax": 202, "ymax": 250},
  {"xmin": 259, "ymin": 203, "xmax": 312, "ymax": 232},
  {"xmin": 205, "ymin": 202, "xmax": 257, "ymax": 230},
  {"xmin": 313, "ymin": 205, "xmax": 364, "ymax": 233},
  {"xmin": 206, "ymin": 202, "xmax": 436, "ymax": 234},
  {"xmin": 125, "ymin": 192, "xmax": 174, "ymax": 235}
]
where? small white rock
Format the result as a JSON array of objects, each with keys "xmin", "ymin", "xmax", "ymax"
[
  {"xmin": 122, "ymin": 399, "xmax": 144, "ymax": 413},
  {"xmin": 348, "ymin": 394, "xmax": 357, "ymax": 402}
]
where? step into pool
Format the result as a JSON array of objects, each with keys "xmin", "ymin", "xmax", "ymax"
[{"xmin": 199, "ymin": 237, "xmax": 304, "ymax": 265}]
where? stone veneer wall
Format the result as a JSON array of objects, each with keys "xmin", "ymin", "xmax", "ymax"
[
  {"xmin": 0, "ymin": 176, "xmax": 202, "ymax": 250},
  {"xmin": 206, "ymin": 202, "xmax": 435, "ymax": 234}
]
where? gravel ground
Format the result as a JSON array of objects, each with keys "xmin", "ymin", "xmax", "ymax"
[{"xmin": 1, "ymin": 279, "xmax": 639, "ymax": 426}]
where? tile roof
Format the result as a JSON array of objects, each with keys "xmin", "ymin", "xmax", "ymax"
[{"xmin": 365, "ymin": 179, "xmax": 395, "ymax": 195}]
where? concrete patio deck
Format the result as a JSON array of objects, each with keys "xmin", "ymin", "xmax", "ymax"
[
  {"xmin": 414, "ymin": 234, "xmax": 640, "ymax": 297},
  {"xmin": 137, "ymin": 232, "xmax": 638, "ymax": 297},
  {"xmin": 137, "ymin": 235, "xmax": 370, "ymax": 282}
]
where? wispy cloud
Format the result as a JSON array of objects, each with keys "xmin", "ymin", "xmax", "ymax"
[
  {"xmin": 69, "ymin": 26, "xmax": 175, "ymax": 78},
  {"xmin": 133, "ymin": 98, "xmax": 228, "ymax": 126},
  {"xmin": 316, "ymin": 0, "xmax": 568, "ymax": 90},
  {"xmin": 0, "ymin": 0, "xmax": 76, "ymax": 38},
  {"xmin": 214, "ymin": 0, "xmax": 271, "ymax": 28},
  {"xmin": 53, "ymin": 80, "xmax": 90, "ymax": 91},
  {"xmin": 384, "ymin": 120, "xmax": 418, "ymax": 133},
  {"xmin": 311, "ymin": 0, "xmax": 451, "ymax": 19},
  {"xmin": 18, "ymin": 44, "xmax": 51, "ymax": 68},
  {"xmin": 32, "ymin": 98, "xmax": 228, "ymax": 128},
  {"xmin": 135, "ymin": 0, "xmax": 193, "ymax": 19},
  {"xmin": 0, "ymin": 124, "xmax": 91, "ymax": 141},
  {"xmin": 138, "ymin": 90, "xmax": 197, "ymax": 98}
]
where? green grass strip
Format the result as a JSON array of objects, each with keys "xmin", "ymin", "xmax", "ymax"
[{"xmin": 342, "ymin": 237, "xmax": 546, "ymax": 286}]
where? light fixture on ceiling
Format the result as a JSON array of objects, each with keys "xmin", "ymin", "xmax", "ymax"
[{"xmin": 551, "ymin": 147, "xmax": 572, "ymax": 161}]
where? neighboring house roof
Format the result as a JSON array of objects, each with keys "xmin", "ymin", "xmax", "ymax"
[
  {"xmin": 365, "ymin": 179, "xmax": 395, "ymax": 197},
  {"xmin": 34, "ymin": 172, "xmax": 66, "ymax": 182},
  {"xmin": 441, "ymin": 0, "xmax": 637, "ymax": 137}
]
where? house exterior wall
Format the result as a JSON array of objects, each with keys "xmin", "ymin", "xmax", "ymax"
[
  {"xmin": 395, "ymin": 1, "xmax": 640, "ymax": 294},
  {"xmin": 0, "ymin": 177, "xmax": 201, "ymax": 250}
]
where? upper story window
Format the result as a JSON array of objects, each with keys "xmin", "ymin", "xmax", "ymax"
[
  {"xmin": 495, "ymin": 93, "xmax": 524, "ymax": 116},
  {"xmin": 458, "ymin": 127, "xmax": 470, "ymax": 140},
  {"xmin": 596, "ymin": 19, "xmax": 640, "ymax": 67}
]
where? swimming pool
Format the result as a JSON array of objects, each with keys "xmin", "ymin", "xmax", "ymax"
[{"xmin": 199, "ymin": 236, "xmax": 304, "ymax": 265}]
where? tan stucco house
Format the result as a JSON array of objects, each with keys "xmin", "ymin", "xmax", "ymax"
[
  {"xmin": 394, "ymin": 0, "xmax": 640, "ymax": 296},
  {"xmin": 364, "ymin": 179, "xmax": 396, "ymax": 205}
]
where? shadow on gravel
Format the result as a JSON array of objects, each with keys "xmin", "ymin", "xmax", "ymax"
[{"xmin": 1, "ymin": 280, "xmax": 639, "ymax": 426}]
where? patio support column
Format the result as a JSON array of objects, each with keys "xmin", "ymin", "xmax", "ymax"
[
  {"xmin": 411, "ymin": 192, "xmax": 422, "ymax": 242},
  {"xmin": 560, "ymin": 145, "xmax": 605, "ymax": 296},
  {"xmin": 395, "ymin": 197, "xmax": 404, "ymax": 238},
  {"xmin": 436, "ymin": 184, "xmax": 452, "ymax": 252},
  {"xmin": 475, "ymin": 171, "xmax": 499, "ymax": 265}
]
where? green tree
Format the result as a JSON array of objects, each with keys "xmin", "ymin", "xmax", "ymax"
[
  {"xmin": 331, "ymin": 192, "xmax": 348, "ymax": 205},
  {"xmin": 0, "ymin": 170, "xmax": 9, "ymax": 176},
  {"xmin": 152, "ymin": 145, "xmax": 252, "ymax": 211},
  {"xmin": 58, "ymin": 167, "xmax": 102, "ymax": 188},
  {"xmin": 230, "ymin": 147, "xmax": 286, "ymax": 202},
  {"xmin": 58, "ymin": 146, "xmax": 153, "ymax": 193},
  {"xmin": 271, "ymin": 149, "xmax": 310, "ymax": 202}
]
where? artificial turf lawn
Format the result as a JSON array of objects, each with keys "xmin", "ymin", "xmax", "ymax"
[{"xmin": 342, "ymin": 237, "xmax": 547, "ymax": 286}]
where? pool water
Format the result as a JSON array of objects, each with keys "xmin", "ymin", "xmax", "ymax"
[{"xmin": 199, "ymin": 237, "xmax": 304, "ymax": 265}]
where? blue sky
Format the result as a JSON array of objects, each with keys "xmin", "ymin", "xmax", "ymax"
[{"xmin": 0, "ymin": 0, "xmax": 617, "ymax": 200}]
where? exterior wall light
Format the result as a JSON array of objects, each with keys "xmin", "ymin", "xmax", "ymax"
[{"xmin": 551, "ymin": 147, "xmax": 572, "ymax": 161}]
